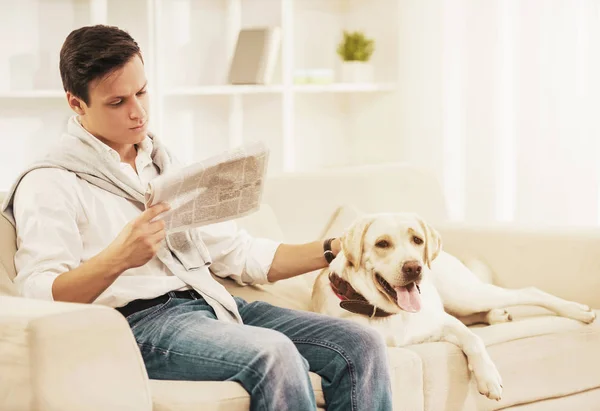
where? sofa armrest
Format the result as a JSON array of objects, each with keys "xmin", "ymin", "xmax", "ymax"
[
  {"xmin": 387, "ymin": 347, "xmax": 424, "ymax": 411},
  {"xmin": 437, "ymin": 224, "xmax": 600, "ymax": 309},
  {"xmin": 0, "ymin": 296, "xmax": 152, "ymax": 411}
]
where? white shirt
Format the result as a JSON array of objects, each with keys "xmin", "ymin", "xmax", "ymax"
[{"xmin": 12, "ymin": 116, "xmax": 280, "ymax": 313}]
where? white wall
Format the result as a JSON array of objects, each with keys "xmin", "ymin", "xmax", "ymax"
[
  {"xmin": 393, "ymin": 0, "xmax": 600, "ymax": 228},
  {"xmin": 2, "ymin": 0, "xmax": 599, "ymax": 230}
]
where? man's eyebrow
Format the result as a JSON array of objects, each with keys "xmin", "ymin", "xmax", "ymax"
[{"xmin": 106, "ymin": 81, "xmax": 148, "ymax": 101}]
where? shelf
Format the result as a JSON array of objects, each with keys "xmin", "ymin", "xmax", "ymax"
[
  {"xmin": 0, "ymin": 83, "xmax": 395, "ymax": 101},
  {"xmin": 293, "ymin": 83, "xmax": 396, "ymax": 93},
  {"xmin": 0, "ymin": 0, "xmax": 401, "ymax": 177},
  {"xmin": 0, "ymin": 90, "xmax": 65, "ymax": 99},
  {"xmin": 163, "ymin": 83, "xmax": 396, "ymax": 97},
  {"xmin": 163, "ymin": 85, "xmax": 284, "ymax": 96}
]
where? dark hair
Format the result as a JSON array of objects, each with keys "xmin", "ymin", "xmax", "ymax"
[{"xmin": 59, "ymin": 25, "xmax": 143, "ymax": 105}]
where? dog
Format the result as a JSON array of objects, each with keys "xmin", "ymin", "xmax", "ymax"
[{"xmin": 310, "ymin": 212, "xmax": 597, "ymax": 401}]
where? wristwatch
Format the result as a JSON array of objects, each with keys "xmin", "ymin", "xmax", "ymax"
[{"xmin": 323, "ymin": 237, "xmax": 336, "ymax": 264}]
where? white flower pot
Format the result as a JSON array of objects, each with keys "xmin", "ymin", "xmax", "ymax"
[{"xmin": 340, "ymin": 61, "xmax": 374, "ymax": 83}]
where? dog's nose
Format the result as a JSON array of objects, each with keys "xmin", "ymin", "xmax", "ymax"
[{"xmin": 402, "ymin": 261, "xmax": 422, "ymax": 280}]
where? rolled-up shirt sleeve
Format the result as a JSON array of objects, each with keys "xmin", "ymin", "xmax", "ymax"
[
  {"xmin": 12, "ymin": 169, "xmax": 84, "ymax": 300},
  {"xmin": 197, "ymin": 220, "xmax": 281, "ymax": 285}
]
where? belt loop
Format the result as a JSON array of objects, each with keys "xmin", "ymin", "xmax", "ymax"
[
  {"xmin": 190, "ymin": 289, "xmax": 198, "ymax": 300},
  {"xmin": 168, "ymin": 291, "xmax": 176, "ymax": 298}
]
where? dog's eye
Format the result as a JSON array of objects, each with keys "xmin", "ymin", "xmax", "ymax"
[
  {"xmin": 413, "ymin": 236, "xmax": 424, "ymax": 245},
  {"xmin": 375, "ymin": 240, "xmax": 390, "ymax": 248}
]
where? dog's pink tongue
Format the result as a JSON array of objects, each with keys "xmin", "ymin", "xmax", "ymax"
[{"xmin": 394, "ymin": 285, "xmax": 421, "ymax": 313}]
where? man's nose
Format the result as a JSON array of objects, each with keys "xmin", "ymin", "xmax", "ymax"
[{"xmin": 129, "ymin": 99, "xmax": 146, "ymax": 120}]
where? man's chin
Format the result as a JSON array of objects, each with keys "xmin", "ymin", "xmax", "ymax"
[{"xmin": 129, "ymin": 126, "xmax": 148, "ymax": 140}]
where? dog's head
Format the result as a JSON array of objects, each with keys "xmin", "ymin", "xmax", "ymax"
[{"xmin": 337, "ymin": 212, "xmax": 442, "ymax": 314}]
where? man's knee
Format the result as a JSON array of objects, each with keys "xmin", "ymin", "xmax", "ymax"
[
  {"xmin": 333, "ymin": 321, "xmax": 389, "ymax": 367},
  {"xmin": 250, "ymin": 329, "xmax": 309, "ymax": 374}
]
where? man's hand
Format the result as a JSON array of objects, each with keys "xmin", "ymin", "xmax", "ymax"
[
  {"xmin": 51, "ymin": 202, "xmax": 171, "ymax": 304},
  {"xmin": 103, "ymin": 202, "xmax": 171, "ymax": 272}
]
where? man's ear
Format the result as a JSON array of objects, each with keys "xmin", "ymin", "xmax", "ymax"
[
  {"xmin": 415, "ymin": 215, "xmax": 442, "ymax": 269},
  {"xmin": 340, "ymin": 216, "xmax": 374, "ymax": 269},
  {"xmin": 67, "ymin": 91, "xmax": 86, "ymax": 115}
]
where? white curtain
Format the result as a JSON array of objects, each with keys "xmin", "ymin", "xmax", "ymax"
[{"xmin": 439, "ymin": 0, "xmax": 600, "ymax": 227}]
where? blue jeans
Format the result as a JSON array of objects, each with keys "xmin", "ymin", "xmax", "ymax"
[{"xmin": 124, "ymin": 292, "xmax": 393, "ymax": 411}]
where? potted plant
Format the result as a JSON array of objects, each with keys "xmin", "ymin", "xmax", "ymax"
[{"xmin": 336, "ymin": 30, "xmax": 375, "ymax": 83}]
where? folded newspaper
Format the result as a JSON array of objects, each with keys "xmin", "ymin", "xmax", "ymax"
[{"xmin": 145, "ymin": 141, "xmax": 270, "ymax": 233}]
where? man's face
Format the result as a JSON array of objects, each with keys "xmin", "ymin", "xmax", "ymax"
[{"xmin": 69, "ymin": 55, "xmax": 149, "ymax": 149}]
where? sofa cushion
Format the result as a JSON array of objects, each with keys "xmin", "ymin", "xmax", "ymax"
[
  {"xmin": 0, "ymin": 192, "xmax": 18, "ymax": 296},
  {"xmin": 262, "ymin": 163, "xmax": 449, "ymax": 244},
  {"xmin": 501, "ymin": 387, "xmax": 600, "ymax": 410},
  {"xmin": 318, "ymin": 203, "xmax": 363, "ymax": 241},
  {"xmin": 227, "ymin": 203, "xmax": 315, "ymax": 311},
  {"xmin": 150, "ymin": 372, "xmax": 325, "ymax": 411},
  {"xmin": 214, "ymin": 274, "xmax": 312, "ymax": 312},
  {"xmin": 407, "ymin": 311, "xmax": 600, "ymax": 411},
  {"xmin": 234, "ymin": 203, "xmax": 285, "ymax": 243}
]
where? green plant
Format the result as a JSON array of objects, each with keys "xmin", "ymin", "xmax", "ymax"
[{"xmin": 336, "ymin": 30, "xmax": 375, "ymax": 62}]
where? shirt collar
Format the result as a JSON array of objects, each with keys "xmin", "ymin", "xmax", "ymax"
[{"xmin": 69, "ymin": 115, "xmax": 153, "ymax": 163}]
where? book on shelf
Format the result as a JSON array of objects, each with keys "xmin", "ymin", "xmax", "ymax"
[{"xmin": 227, "ymin": 27, "xmax": 281, "ymax": 85}]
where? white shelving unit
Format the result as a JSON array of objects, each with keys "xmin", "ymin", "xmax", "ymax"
[
  {"xmin": 164, "ymin": 85, "xmax": 285, "ymax": 96},
  {"xmin": 0, "ymin": 90, "xmax": 66, "ymax": 99},
  {"xmin": 0, "ymin": 0, "xmax": 401, "ymax": 190}
]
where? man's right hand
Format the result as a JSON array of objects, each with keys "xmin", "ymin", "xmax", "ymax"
[{"xmin": 104, "ymin": 202, "xmax": 171, "ymax": 272}]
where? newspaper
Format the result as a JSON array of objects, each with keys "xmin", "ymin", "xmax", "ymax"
[{"xmin": 145, "ymin": 141, "xmax": 270, "ymax": 233}]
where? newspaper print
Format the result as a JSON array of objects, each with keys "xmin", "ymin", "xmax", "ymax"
[{"xmin": 145, "ymin": 141, "xmax": 269, "ymax": 233}]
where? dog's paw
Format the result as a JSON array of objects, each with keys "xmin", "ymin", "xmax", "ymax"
[
  {"xmin": 486, "ymin": 308, "xmax": 512, "ymax": 325},
  {"xmin": 558, "ymin": 302, "xmax": 596, "ymax": 324},
  {"xmin": 578, "ymin": 308, "xmax": 596, "ymax": 324},
  {"xmin": 471, "ymin": 356, "xmax": 503, "ymax": 401}
]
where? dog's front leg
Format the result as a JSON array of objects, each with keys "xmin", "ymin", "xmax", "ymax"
[{"xmin": 440, "ymin": 313, "xmax": 503, "ymax": 401}]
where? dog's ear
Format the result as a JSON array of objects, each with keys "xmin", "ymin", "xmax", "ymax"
[
  {"xmin": 415, "ymin": 216, "xmax": 442, "ymax": 269},
  {"xmin": 340, "ymin": 216, "xmax": 375, "ymax": 269}
]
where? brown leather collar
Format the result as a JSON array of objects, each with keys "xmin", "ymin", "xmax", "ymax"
[{"xmin": 328, "ymin": 272, "xmax": 394, "ymax": 318}]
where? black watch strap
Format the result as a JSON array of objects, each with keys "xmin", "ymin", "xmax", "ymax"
[{"xmin": 323, "ymin": 237, "xmax": 336, "ymax": 264}]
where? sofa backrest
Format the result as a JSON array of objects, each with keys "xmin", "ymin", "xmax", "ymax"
[
  {"xmin": 0, "ymin": 192, "xmax": 18, "ymax": 296},
  {"xmin": 0, "ymin": 192, "xmax": 289, "ymax": 299},
  {"xmin": 0, "ymin": 190, "xmax": 311, "ymax": 311},
  {"xmin": 262, "ymin": 163, "xmax": 448, "ymax": 243},
  {"xmin": 0, "ymin": 163, "xmax": 448, "ymax": 303}
]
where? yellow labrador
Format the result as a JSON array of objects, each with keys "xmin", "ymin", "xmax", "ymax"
[{"xmin": 311, "ymin": 212, "xmax": 596, "ymax": 401}]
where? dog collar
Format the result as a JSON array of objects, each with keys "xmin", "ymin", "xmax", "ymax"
[{"xmin": 328, "ymin": 272, "xmax": 394, "ymax": 318}]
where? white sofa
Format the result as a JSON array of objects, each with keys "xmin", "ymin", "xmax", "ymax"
[{"xmin": 2, "ymin": 163, "xmax": 600, "ymax": 411}]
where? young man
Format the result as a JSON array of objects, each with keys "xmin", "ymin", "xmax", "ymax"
[{"xmin": 2, "ymin": 25, "xmax": 393, "ymax": 411}]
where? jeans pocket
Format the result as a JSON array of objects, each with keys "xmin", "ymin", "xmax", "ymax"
[{"xmin": 128, "ymin": 298, "xmax": 173, "ymax": 331}]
